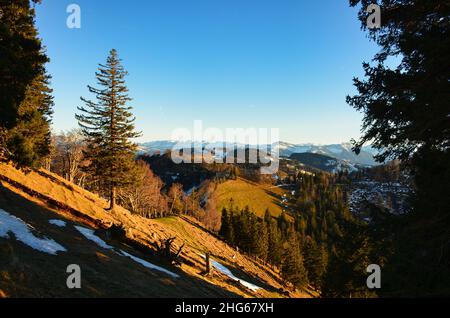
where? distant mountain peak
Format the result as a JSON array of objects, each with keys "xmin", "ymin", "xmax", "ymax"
[{"xmin": 139, "ymin": 140, "xmax": 379, "ymax": 166}]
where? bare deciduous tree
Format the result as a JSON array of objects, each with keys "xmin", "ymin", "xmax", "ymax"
[
  {"xmin": 118, "ymin": 160, "xmax": 168, "ymax": 218},
  {"xmin": 168, "ymin": 183, "xmax": 185, "ymax": 215},
  {"xmin": 51, "ymin": 129, "xmax": 86, "ymax": 185}
]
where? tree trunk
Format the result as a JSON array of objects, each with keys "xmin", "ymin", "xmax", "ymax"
[
  {"xmin": 169, "ymin": 199, "xmax": 175, "ymax": 215},
  {"xmin": 109, "ymin": 186, "xmax": 116, "ymax": 210}
]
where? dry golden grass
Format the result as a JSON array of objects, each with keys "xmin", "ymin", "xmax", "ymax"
[
  {"xmin": 0, "ymin": 163, "xmax": 310, "ymax": 298},
  {"xmin": 215, "ymin": 177, "xmax": 289, "ymax": 218}
]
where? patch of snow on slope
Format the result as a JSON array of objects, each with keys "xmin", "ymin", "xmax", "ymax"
[
  {"xmin": 0, "ymin": 209, "xmax": 66, "ymax": 255},
  {"xmin": 199, "ymin": 254, "xmax": 260, "ymax": 291},
  {"xmin": 74, "ymin": 225, "xmax": 179, "ymax": 278},
  {"xmin": 119, "ymin": 250, "xmax": 179, "ymax": 278},
  {"xmin": 49, "ymin": 219, "xmax": 66, "ymax": 227},
  {"xmin": 211, "ymin": 259, "xmax": 260, "ymax": 292},
  {"xmin": 74, "ymin": 226, "xmax": 114, "ymax": 250}
]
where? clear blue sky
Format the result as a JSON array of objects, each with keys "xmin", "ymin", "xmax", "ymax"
[{"xmin": 35, "ymin": 0, "xmax": 378, "ymax": 144}]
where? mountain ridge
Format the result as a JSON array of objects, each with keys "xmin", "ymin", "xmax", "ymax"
[{"xmin": 139, "ymin": 140, "xmax": 378, "ymax": 166}]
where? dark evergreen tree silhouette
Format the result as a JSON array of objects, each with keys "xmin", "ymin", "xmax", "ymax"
[
  {"xmin": 348, "ymin": 0, "xmax": 450, "ymax": 296},
  {"xmin": 0, "ymin": 0, "xmax": 53, "ymax": 167}
]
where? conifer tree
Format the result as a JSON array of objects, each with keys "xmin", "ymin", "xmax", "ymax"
[
  {"xmin": 227, "ymin": 209, "xmax": 235, "ymax": 244},
  {"xmin": 219, "ymin": 208, "xmax": 235, "ymax": 244},
  {"xmin": 304, "ymin": 237, "xmax": 328, "ymax": 290},
  {"xmin": 263, "ymin": 209, "xmax": 271, "ymax": 225},
  {"xmin": 0, "ymin": 0, "xmax": 53, "ymax": 167},
  {"xmin": 219, "ymin": 208, "xmax": 228, "ymax": 236},
  {"xmin": 256, "ymin": 220, "xmax": 269, "ymax": 261},
  {"xmin": 249, "ymin": 213, "xmax": 260, "ymax": 255},
  {"xmin": 268, "ymin": 220, "xmax": 283, "ymax": 266},
  {"xmin": 277, "ymin": 211, "xmax": 288, "ymax": 238},
  {"xmin": 322, "ymin": 222, "xmax": 376, "ymax": 298},
  {"xmin": 76, "ymin": 49, "xmax": 141, "ymax": 210},
  {"xmin": 4, "ymin": 73, "xmax": 53, "ymax": 167},
  {"xmin": 281, "ymin": 230, "xmax": 308, "ymax": 289},
  {"xmin": 348, "ymin": 0, "xmax": 450, "ymax": 295},
  {"xmin": 239, "ymin": 206, "xmax": 253, "ymax": 253}
]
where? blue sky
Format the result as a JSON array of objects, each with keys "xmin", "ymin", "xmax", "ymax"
[{"xmin": 35, "ymin": 0, "xmax": 378, "ymax": 144}]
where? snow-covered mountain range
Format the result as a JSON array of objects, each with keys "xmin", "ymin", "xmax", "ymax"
[
  {"xmin": 139, "ymin": 140, "xmax": 379, "ymax": 166},
  {"xmin": 275, "ymin": 141, "xmax": 378, "ymax": 166}
]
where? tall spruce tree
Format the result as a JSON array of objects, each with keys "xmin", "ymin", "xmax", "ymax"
[
  {"xmin": 76, "ymin": 49, "xmax": 141, "ymax": 210},
  {"xmin": 0, "ymin": 0, "xmax": 53, "ymax": 167}
]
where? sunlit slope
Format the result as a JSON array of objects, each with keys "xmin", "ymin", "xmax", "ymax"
[
  {"xmin": 215, "ymin": 178, "xmax": 290, "ymax": 218},
  {"xmin": 0, "ymin": 163, "xmax": 309, "ymax": 298}
]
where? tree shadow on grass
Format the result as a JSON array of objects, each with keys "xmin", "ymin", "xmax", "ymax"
[{"xmin": 0, "ymin": 182, "xmax": 240, "ymax": 298}]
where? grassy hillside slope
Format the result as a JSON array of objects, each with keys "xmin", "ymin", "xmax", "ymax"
[
  {"xmin": 214, "ymin": 178, "xmax": 291, "ymax": 218},
  {"xmin": 0, "ymin": 163, "xmax": 309, "ymax": 298}
]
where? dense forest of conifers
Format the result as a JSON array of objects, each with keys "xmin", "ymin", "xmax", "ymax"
[{"xmin": 219, "ymin": 172, "xmax": 385, "ymax": 297}]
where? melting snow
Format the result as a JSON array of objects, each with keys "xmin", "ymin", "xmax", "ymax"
[
  {"xmin": 0, "ymin": 209, "xmax": 67, "ymax": 255},
  {"xmin": 74, "ymin": 225, "xmax": 179, "ymax": 278},
  {"xmin": 119, "ymin": 250, "xmax": 179, "ymax": 278},
  {"xmin": 49, "ymin": 219, "xmax": 67, "ymax": 227},
  {"xmin": 199, "ymin": 254, "xmax": 260, "ymax": 292},
  {"xmin": 74, "ymin": 226, "xmax": 114, "ymax": 250},
  {"xmin": 211, "ymin": 259, "xmax": 261, "ymax": 292}
]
